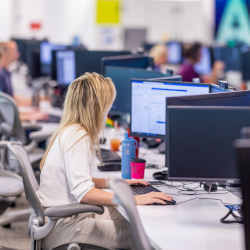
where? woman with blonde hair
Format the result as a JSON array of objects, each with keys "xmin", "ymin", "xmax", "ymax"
[{"xmin": 37, "ymin": 72, "xmax": 172, "ymax": 249}]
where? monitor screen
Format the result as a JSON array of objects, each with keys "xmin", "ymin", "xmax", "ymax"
[
  {"xmin": 101, "ymin": 55, "xmax": 153, "ymax": 74},
  {"xmin": 167, "ymin": 90, "xmax": 250, "ymax": 107},
  {"xmin": 75, "ymin": 50, "xmax": 130, "ymax": 77},
  {"xmin": 56, "ymin": 50, "xmax": 76, "ymax": 85},
  {"xmin": 194, "ymin": 47, "xmax": 212, "ymax": 75},
  {"xmin": 167, "ymin": 106, "xmax": 250, "ymax": 181},
  {"xmin": 40, "ymin": 42, "xmax": 67, "ymax": 75},
  {"xmin": 213, "ymin": 46, "xmax": 241, "ymax": 72},
  {"xmin": 105, "ymin": 66, "xmax": 169, "ymax": 114},
  {"xmin": 167, "ymin": 42, "xmax": 182, "ymax": 65},
  {"xmin": 131, "ymin": 80, "xmax": 210, "ymax": 138}
]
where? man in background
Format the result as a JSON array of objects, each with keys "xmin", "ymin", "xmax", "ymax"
[{"xmin": 0, "ymin": 41, "xmax": 20, "ymax": 97}]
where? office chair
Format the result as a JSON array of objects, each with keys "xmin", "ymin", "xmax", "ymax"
[
  {"xmin": 0, "ymin": 141, "xmax": 108, "ymax": 250},
  {"xmin": 109, "ymin": 179, "xmax": 155, "ymax": 250},
  {"xmin": 0, "ymin": 168, "xmax": 30, "ymax": 227},
  {"xmin": 0, "ymin": 92, "xmax": 51, "ymax": 172}
]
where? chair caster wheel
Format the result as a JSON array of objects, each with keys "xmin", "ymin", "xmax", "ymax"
[{"xmin": 67, "ymin": 243, "xmax": 81, "ymax": 250}]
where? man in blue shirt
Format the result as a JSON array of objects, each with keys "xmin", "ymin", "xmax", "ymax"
[{"xmin": 0, "ymin": 41, "xmax": 19, "ymax": 97}]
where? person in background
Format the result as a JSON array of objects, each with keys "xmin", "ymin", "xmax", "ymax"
[
  {"xmin": 149, "ymin": 44, "xmax": 168, "ymax": 72},
  {"xmin": 179, "ymin": 42, "xmax": 224, "ymax": 83},
  {"xmin": 0, "ymin": 41, "xmax": 20, "ymax": 96},
  {"xmin": 37, "ymin": 73, "xmax": 173, "ymax": 249}
]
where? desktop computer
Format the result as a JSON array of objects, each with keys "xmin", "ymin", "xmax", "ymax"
[
  {"xmin": 235, "ymin": 138, "xmax": 250, "ymax": 250},
  {"xmin": 130, "ymin": 80, "xmax": 210, "ymax": 138},
  {"xmin": 101, "ymin": 54, "xmax": 154, "ymax": 74},
  {"xmin": 40, "ymin": 42, "xmax": 67, "ymax": 76},
  {"xmin": 105, "ymin": 66, "xmax": 170, "ymax": 114},
  {"xmin": 166, "ymin": 41, "xmax": 182, "ymax": 65},
  {"xmin": 194, "ymin": 46, "xmax": 213, "ymax": 75},
  {"xmin": 167, "ymin": 106, "xmax": 250, "ymax": 181},
  {"xmin": 75, "ymin": 49, "xmax": 130, "ymax": 77}
]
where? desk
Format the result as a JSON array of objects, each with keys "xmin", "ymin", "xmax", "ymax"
[{"xmin": 93, "ymin": 164, "xmax": 244, "ymax": 250}]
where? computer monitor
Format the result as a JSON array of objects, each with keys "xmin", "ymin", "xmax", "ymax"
[
  {"xmin": 105, "ymin": 66, "xmax": 169, "ymax": 114},
  {"xmin": 101, "ymin": 55, "xmax": 153, "ymax": 74},
  {"xmin": 142, "ymin": 42, "xmax": 156, "ymax": 52},
  {"xmin": 194, "ymin": 47, "xmax": 213, "ymax": 75},
  {"xmin": 56, "ymin": 50, "xmax": 76, "ymax": 85},
  {"xmin": 213, "ymin": 46, "xmax": 241, "ymax": 72},
  {"xmin": 75, "ymin": 50, "xmax": 131, "ymax": 77},
  {"xmin": 131, "ymin": 80, "xmax": 210, "ymax": 138},
  {"xmin": 40, "ymin": 42, "xmax": 67, "ymax": 76},
  {"xmin": 235, "ymin": 138, "xmax": 250, "ymax": 250},
  {"xmin": 167, "ymin": 106, "xmax": 250, "ymax": 181},
  {"xmin": 241, "ymin": 49, "xmax": 250, "ymax": 81},
  {"xmin": 167, "ymin": 41, "xmax": 182, "ymax": 65},
  {"xmin": 167, "ymin": 90, "xmax": 250, "ymax": 107}
]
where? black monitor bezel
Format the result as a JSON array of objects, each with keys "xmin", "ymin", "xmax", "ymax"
[
  {"xmin": 166, "ymin": 105, "xmax": 250, "ymax": 182},
  {"xmin": 101, "ymin": 54, "xmax": 152, "ymax": 75},
  {"xmin": 166, "ymin": 90, "xmax": 250, "ymax": 106},
  {"xmin": 130, "ymin": 80, "xmax": 211, "ymax": 138}
]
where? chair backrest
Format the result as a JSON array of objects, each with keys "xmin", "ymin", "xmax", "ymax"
[
  {"xmin": 109, "ymin": 179, "xmax": 154, "ymax": 250},
  {"xmin": 4, "ymin": 142, "xmax": 45, "ymax": 225},
  {"xmin": 0, "ymin": 93, "xmax": 25, "ymax": 142}
]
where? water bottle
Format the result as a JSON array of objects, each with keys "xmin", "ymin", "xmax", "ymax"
[{"xmin": 121, "ymin": 132, "xmax": 137, "ymax": 179}]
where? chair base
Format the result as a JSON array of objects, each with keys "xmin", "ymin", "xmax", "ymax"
[
  {"xmin": 0, "ymin": 208, "xmax": 31, "ymax": 226},
  {"xmin": 53, "ymin": 243, "xmax": 109, "ymax": 250}
]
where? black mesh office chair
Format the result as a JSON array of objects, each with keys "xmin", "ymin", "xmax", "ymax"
[
  {"xmin": 0, "ymin": 141, "xmax": 108, "ymax": 250},
  {"xmin": 0, "ymin": 92, "xmax": 51, "ymax": 172}
]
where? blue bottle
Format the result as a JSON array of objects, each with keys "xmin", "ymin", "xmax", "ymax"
[{"xmin": 121, "ymin": 132, "xmax": 137, "ymax": 179}]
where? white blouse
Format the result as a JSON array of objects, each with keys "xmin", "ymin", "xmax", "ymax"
[{"xmin": 37, "ymin": 124, "xmax": 95, "ymax": 207}]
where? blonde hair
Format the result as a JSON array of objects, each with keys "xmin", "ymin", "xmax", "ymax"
[
  {"xmin": 40, "ymin": 72, "xmax": 116, "ymax": 169},
  {"xmin": 149, "ymin": 44, "xmax": 167, "ymax": 64}
]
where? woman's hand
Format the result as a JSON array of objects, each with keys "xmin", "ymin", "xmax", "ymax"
[
  {"xmin": 135, "ymin": 192, "xmax": 173, "ymax": 205},
  {"xmin": 125, "ymin": 179, "xmax": 149, "ymax": 186}
]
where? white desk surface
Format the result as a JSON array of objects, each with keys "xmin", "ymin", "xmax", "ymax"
[{"xmin": 93, "ymin": 161, "xmax": 244, "ymax": 250}]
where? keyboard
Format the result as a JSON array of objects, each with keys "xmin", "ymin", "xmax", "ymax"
[
  {"xmin": 131, "ymin": 184, "xmax": 161, "ymax": 195},
  {"xmin": 100, "ymin": 148, "xmax": 121, "ymax": 162}
]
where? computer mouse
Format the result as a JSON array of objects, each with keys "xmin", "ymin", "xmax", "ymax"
[{"xmin": 153, "ymin": 199, "xmax": 176, "ymax": 206}]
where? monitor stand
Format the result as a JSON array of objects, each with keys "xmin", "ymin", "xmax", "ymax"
[
  {"xmin": 203, "ymin": 182, "xmax": 218, "ymax": 192},
  {"xmin": 158, "ymin": 142, "xmax": 166, "ymax": 154}
]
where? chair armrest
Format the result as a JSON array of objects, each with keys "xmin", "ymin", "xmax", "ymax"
[
  {"xmin": 29, "ymin": 130, "xmax": 52, "ymax": 142},
  {"xmin": 44, "ymin": 204, "xmax": 104, "ymax": 218},
  {"xmin": 22, "ymin": 123, "xmax": 42, "ymax": 131}
]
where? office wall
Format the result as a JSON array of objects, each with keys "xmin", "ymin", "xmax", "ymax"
[
  {"xmin": 123, "ymin": 0, "xmax": 214, "ymax": 44},
  {"xmin": 3, "ymin": 0, "xmax": 214, "ymax": 47},
  {"xmin": 0, "ymin": 0, "xmax": 12, "ymax": 40}
]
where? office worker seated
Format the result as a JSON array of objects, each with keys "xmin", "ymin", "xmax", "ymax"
[
  {"xmin": 149, "ymin": 44, "xmax": 168, "ymax": 72},
  {"xmin": 179, "ymin": 42, "xmax": 224, "ymax": 83},
  {"xmin": 37, "ymin": 73, "xmax": 173, "ymax": 250},
  {"xmin": 0, "ymin": 41, "xmax": 19, "ymax": 97}
]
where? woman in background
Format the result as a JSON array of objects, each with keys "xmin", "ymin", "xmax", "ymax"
[
  {"xmin": 149, "ymin": 44, "xmax": 168, "ymax": 73},
  {"xmin": 179, "ymin": 42, "xmax": 224, "ymax": 83}
]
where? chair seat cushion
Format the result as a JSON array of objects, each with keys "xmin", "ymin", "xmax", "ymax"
[{"xmin": 0, "ymin": 177, "xmax": 23, "ymax": 197}]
